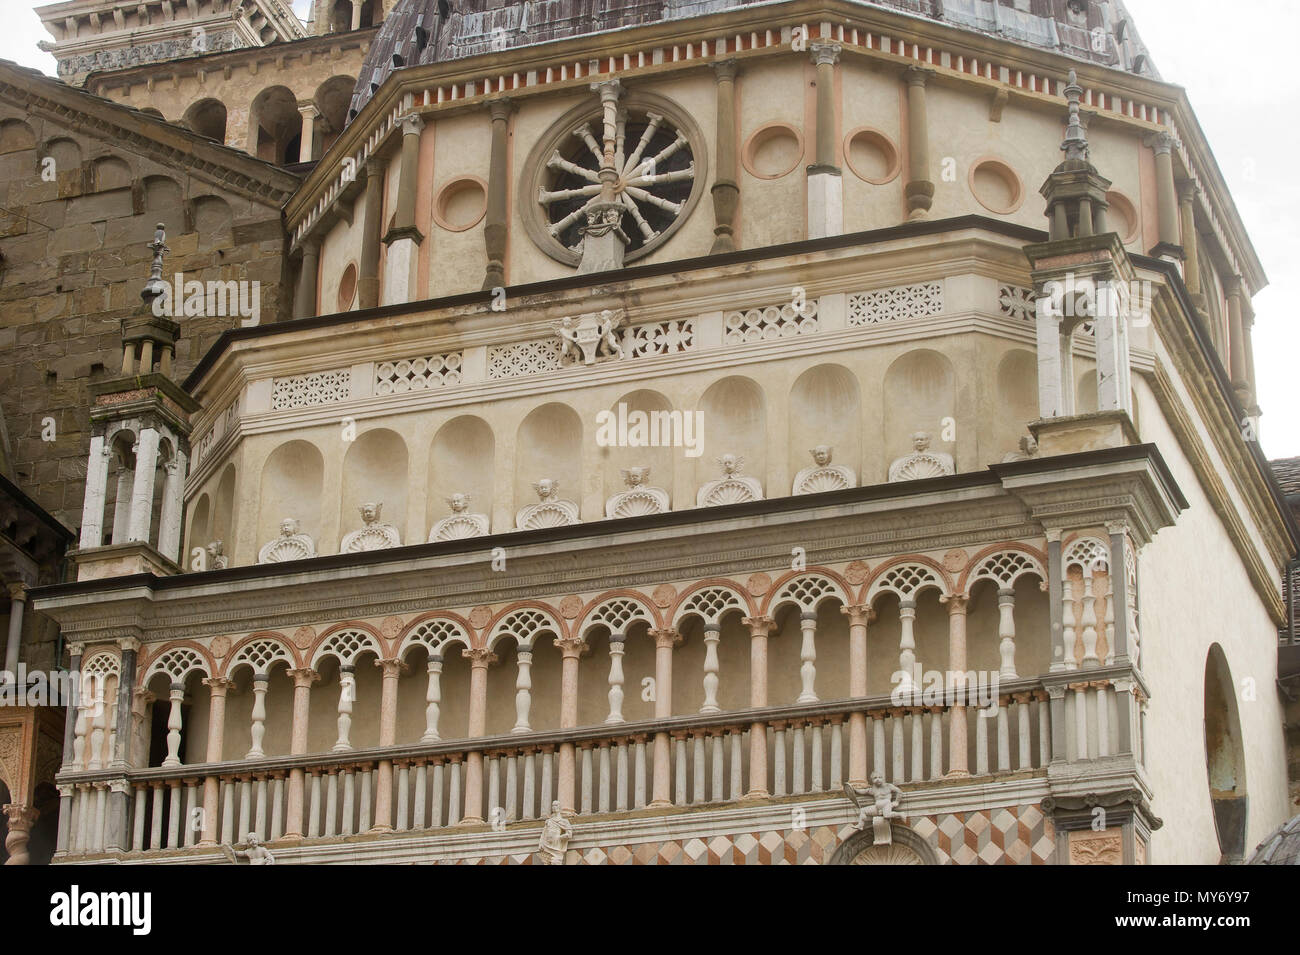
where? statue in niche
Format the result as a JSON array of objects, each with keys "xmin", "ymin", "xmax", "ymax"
[
  {"xmin": 205, "ymin": 540, "xmax": 229, "ymax": 570},
  {"xmin": 552, "ymin": 309, "xmax": 625, "ymax": 365},
  {"xmin": 257, "ymin": 517, "xmax": 317, "ymax": 564},
  {"xmin": 429, "ymin": 493, "xmax": 490, "ymax": 541},
  {"xmin": 1001, "ymin": 434, "xmax": 1040, "ymax": 463},
  {"xmin": 844, "ymin": 773, "xmax": 904, "ymax": 846},
  {"xmin": 221, "ymin": 833, "xmax": 275, "ymax": 865},
  {"xmin": 515, "ymin": 479, "xmax": 579, "ymax": 530},
  {"xmin": 697, "ymin": 453, "xmax": 763, "ymax": 507},
  {"xmin": 605, "ymin": 466, "xmax": 670, "ymax": 518},
  {"xmin": 792, "ymin": 445, "xmax": 857, "ymax": 495},
  {"xmin": 887, "ymin": 431, "xmax": 955, "ymax": 482},
  {"xmin": 537, "ymin": 800, "xmax": 574, "ymax": 865},
  {"xmin": 340, "ymin": 502, "xmax": 402, "ymax": 553}
]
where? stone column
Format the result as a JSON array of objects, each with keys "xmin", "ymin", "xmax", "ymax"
[
  {"xmin": 127, "ymin": 428, "xmax": 161, "ymax": 543},
  {"xmin": 648, "ymin": 629, "xmax": 679, "ymax": 806},
  {"xmin": 482, "ymin": 99, "xmax": 514, "ymax": 290},
  {"xmin": 382, "ymin": 114, "xmax": 425, "ymax": 306},
  {"xmin": 372, "ymin": 658, "xmax": 403, "ymax": 831},
  {"xmin": 710, "ymin": 59, "xmax": 739, "ymax": 253},
  {"xmin": 2, "ymin": 805, "xmax": 38, "ymax": 866},
  {"xmin": 157, "ymin": 452, "xmax": 186, "ymax": 564},
  {"xmin": 80, "ymin": 436, "xmax": 111, "ymax": 549},
  {"xmin": 556, "ymin": 637, "xmax": 587, "ymax": 813},
  {"xmin": 297, "ymin": 101, "xmax": 320, "ymax": 163},
  {"xmin": 350, "ymin": 0, "xmax": 362, "ymax": 31},
  {"xmin": 161, "ymin": 682, "xmax": 185, "ymax": 767},
  {"xmin": 357, "ymin": 159, "xmax": 385, "ymax": 310},
  {"xmin": 1151, "ymin": 132, "xmax": 1180, "ymax": 251},
  {"xmin": 841, "ymin": 605, "xmax": 874, "ymax": 787},
  {"xmin": 743, "ymin": 615, "xmax": 775, "ymax": 798},
  {"xmin": 3, "ymin": 584, "xmax": 26, "ymax": 678},
  {"xmin": 293, "ymin": 238, "xmax": 321, "ymax": 320},
  {"xmin": 284, "ymin": 667, "xmax": 319, "ymax": 838},
  {"xmin": 61, "ymin": 643, "xmax": 83, "ymax": 769},
  {"xmin": 199, "ymin": 677, "xmax": 233, "ymax": 845},
  {"xmin": 461, "ymin": 648, "xmax": 497, "ymax": 824},
  {"xmin": 807, "ymin": 43, "xmax": 843, "ymax": 239},
  {"xmin": 1226, "ymin": 276, "xmax": 1250, "ymax": 404},
  {"xmin": 104, "ymin": 639, "xmax": 138, "ymax": 850},
  {"xmin": 945, "ymin": 594, "xmax": 970, "ymax": 777},
  {"xmin": 904, "ymin": 67, "xmax": 935, "ymax": 220},
  {"xmin": 1177, "ymin": 181, "xmax": 1204, "ymax": 306}
]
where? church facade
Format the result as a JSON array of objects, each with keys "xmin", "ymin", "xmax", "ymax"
[{"xmin": 0, "ymin": 0, "xmax": 1294, "ymax": 866}]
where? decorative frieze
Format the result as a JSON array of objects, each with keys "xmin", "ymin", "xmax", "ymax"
[
  {"xmin": 488, "ymin": 340, "xmax": 564, "ymax": 380},
  {"xmin": 621, "ymin": 319, "xmax": 696, "ymax": 358},
  {"xmin": 270, "ymin": 369, "xmax": 351, "ymax": 411},
  {"xmin": 848, "ymin": 282, "xmax": 943, "ymax": 326},
  {"xmin": 374, "ymin": 354, "xmax": 464, "ymax": 395},
  {"xmin": 724, "ymin": 301, "xmax": 819, "ymax": 345}
]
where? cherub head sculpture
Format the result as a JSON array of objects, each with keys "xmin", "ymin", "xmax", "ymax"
[
  {"xmin": 446, "ymin": 493, "xmax": 470, "ymax": 513},
  {"xmin": 717, "ymin": 454, "xmax": 744, "ymax": 476},
  {"xmin": 911, "ymin": 432, "xmax": 931, "ymax": 453},
  {"xmin": 810, "ymin": 445, "xmax": 833, "ymax": 466},
  {"xmin": 621, "ymin": 466, "xmax": 650, "ymax": 488},
  {"xmin": 359, "ymin": 502, "xmax": 383, "ymax": 524},
  {"xmin": 533, "ymin": 479, "xmax": 559, "ymax": 501},
  {"xmin": 279, "ymin": 518, "xmax": 299, "ymax": 538},
  {"xmin": 206, "ymin": 540, "xmax": 224, "ymax": 558}
]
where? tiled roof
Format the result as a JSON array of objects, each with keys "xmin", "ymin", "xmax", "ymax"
[{"xmin": 1271, "ymin": 456, "xmax": 1300, "ymax": 498}]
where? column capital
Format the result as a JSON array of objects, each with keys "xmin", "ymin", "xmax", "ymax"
[
  {"xmin": 375, "ymin": 658, "xmax": 407, "ymax": 678},
  {"xmin": 840, "ymin": 604, "xmax": 876, "ymax": 626},
  {"xmin": 288, "ymin": 667, "xmax": 320, "ymax": 688},
  {"xmin": 6, "ymin": 581, "xmax": 29, "ymax": 602},
  {"xmin": 116, "ymin": 636, "xmax": 142, "ymax": 656},
  {"xmin": 363, "ymin": 156, "xmax": 386, "ymax": 181},
  {"xmin": 649, "ymin": 628, "xmax": 682, "ymax": 649},
  {"xmin": 940, "ymin": 593, "xmax": 969, "ymax": 614},
  {"xmin": 1145, "ymin": 130, "xmax": 1175, "ymax": 155},
  {"xmin": 400, "ymin": 112, "xmax": 425, "ymax": 136},
  {"xmin": 463, "ymin": 647, "xmax": 500, "ymax": 668},
  {"xmin": 487, "ymin": 97, "xmax": 516, "ymax": 121},
  {"xmin": 2, "ymin": 804, "xmax": 39, "ymax": 829},
  {"xmin": 1176, "ymin": 178, "xmax": 1200, "ymax": 204},
  {"xmin": 201, "ymin": 677, "xmax": 234, "ymax": 696},
  {"xmin": 297, "ymin": 100, "xmax": 321, "ymax": 118},
  {"xmin": 905, "ymin": 64, "xmax": 935, "ymax": 86},
  {"xmin": 711, "ymin": 57, "xmax": 738, "ymax": 81},
  {"xmin": 554, "ymin": 637, "xmax": 589, "ymax": 660},
  {"xmin": 590, "ymin": 78, "xmax": 623, "ymax": 102},
  {"xmin": 742, "ymin": 615, "xmax": 776, "ymax": 636},
  {"xmin": 67, "ymin": 641, "xmax": 86, "ymax": 658},
  {"xmin": 810, "ymin": 41, "xmax": 841, "ymax": 66},
  {"xmin": 1224, "ymin": 273, "xmax": 1244, "ymax": 298}
]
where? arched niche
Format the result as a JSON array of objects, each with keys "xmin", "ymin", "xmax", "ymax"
[
  {"xmin": 428, "ymin": 415, "xmax": 495, "ymax": 531},
  {"xmin": 143, "ymin": 175, "xmax": 182, "ymax": 223},
  {"xmin": 1204, "ymin": 643, "xmax": 1248, "ymax": 863},
  {"xmin": 0, "ymin": 119, "xmax": 35, "ymax": 154},
  {"xmin": 313, "ymin": 75, "xmax": 356, "ymax": 155},
  {"xmin": 695, "ymin": 376, "xmax": 766, "ymax": 489},
  {"xmin": 258, "ymin": 440, "xmax": 324, "ymax": 551},
  {"xmin": 995, "ymin": 349, "xmax": 1038, "ymax": 457},
  {"xmin": 599, "ymin": 389, "xmax": 676, "ymax": 509},
  {"xmin": 788, "ymin": 364, "xmax": 861, "ymax": 486},
  {"xmin": 1076, "ymin": 368, "xmax": 1099, "ymax": 415},
  {"xmin": 882, "ymin": 349, "xmax": 956, "ymax": 475},
  {"xmin": 90, "ymin": 156, "xmax": 132, "ymax": 192},
  {"xmin": 341, "ymin": 428, "xmax": 409, "ymax": 540},
  {"xmin": 183, "ymin": 98, "xmax": 228, "ymax": 143},
  {"xmin": 40, "ymin": 138, "xmax": 82, "ymax": 172},
  {"xmin": 188, "ymin": 492, "xmax": 211, "ymax": 562},
  {"xmin": 213, "ymin": 463, "xmax": 237, "ymax": 550},
  {"xmin": 250, "ymin": 85, "xmax": 302, "ymax": 165},
  {"xmin": 191, "ymin": 195, "xmax": 234, "ymax": 244},
  {"xmin": 514, "ymin": 403, "xmax": 583, "ymax": 513}
]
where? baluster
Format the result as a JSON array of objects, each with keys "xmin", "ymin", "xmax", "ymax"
[
  {"xmin": 166, "ymin": 779, "xmax": 181, "ymax": 848},
  {"xmin": 598, "ymin": 745, "xmax": 612, "ymax": 813},
  {"xmin": 132, "ymin": 785, "xmax": 147, "ymax": 851},
  {"xmin": 996, "ymin": 702, "xmax": 1010, "ymax": 771},
  {"xmin": 397, "ymin": 762, "xmax": 411, "ymax": 831},
  {"xmin": 605, "ymin": 637, "xmax": 626, "ymax": 723},
  {"xmin": 183, "ymin": 780, "xmax": 198, "ymax": 846},
  {"xmin": 710, "ymin": 733, "xmax": 724, "ymax": 802},
  {"xmin": 997, "ymin": 588, "xmax": 1018, "ymax": 678},
  {"xmin": 487, "ymin": 754, "xmax": 500, "ymax": 823},
  {"xmin": 541, "ymin": 746, "xmax": 555, "ymax": 814},
  {"xmin": 237, "ymin": 777, "xmax": 252, "ymax": 841},
  {"xmin": 447, "ymin": 759, "xmax": 462, "ymax": 826},
  {"xmin": 792, "ymin": 722, "xmax": 806, "ymax": 795},
  {"xmin": 221, "ymin": 778, "xmax": 235, "ymax": 844},
  {"xmin": 148, "ymin": 782, "xmax": 163, "ymax": 851},
  {"xmin": 890, "ymin": 710, "xmax": 904, "ymax": 782},
  {"xmin": 1074, "ymin": 684, "xmax": 1089, "ymax": 759},
  {"xmin": 523, "ymin": 751, "xmax": 537, "ymax": 819},
  {"xmin": 431, "ymin": 761, "xmax": 446, "ymax": 828},
  {"xmin": 729, "ymin": 730, "xmax": 743, "ymax": 801},
  {"xmin": 341, "ymin": 768, "xmax": 356, "ymax": 835},
  {"xmin": 773, "ymin": 722, "xmax": 787, "ymax": 796},
  {"xmin": 976, "ymin": 708, "xmax": 989, "ymax": 774},
  {"xmin": 929, "ymin": 707, "xmax": 943, "ymax": 779},
  {"xmin": 65, "ymin": 787, "xmax": 79, "ymax": 854},
  {"xmin": 506, "ymin": 752, "xmax": 519, "ymax": 820},
  {"xmin": 271, "ymin": 775, "xmax": 285, "ymax": 839},
  {"xmin": 247, "ymin": 675, "xmax": 269, "ymax": 757},
  {"xmin": 1038, "ymin": 694, "xmax": 1051, "ymax": 767},
  {"xmin": 872, "ymin": 714, "xmax": 886, "ymax": 777},
  {"xmin": 1061, "ymin": 577, "xmax": 1077, "ymax": 670},
  {"xmin": 692, "ymin": 733, "xmax": 706, "ymax": 804},
  {"xmin": 1104, "ymin": 573, "xmax": 1116, "ymax": 666},
  {"xmin": 673, "ymin": 733, "xmax": 687, "ymax": 805},
  {"xmin": 811, "ymin": 720, "xmax": 825, "ymax": 791},
  {"xmin": 616, "ymin": 740, "xmax": 629, "ymax": 811},
  {"xmin": 797, "ymin": 613, "xmax": 818, "ymax": 703},
  {"xmin": 897, "ymin": 600, "xmax": 918, "ymax": 686},
  {"xmin": 308, "ymin": 772, "xmax": 322, "ymax": 837},
  {"xmin": 255, "ymin": 776, "xmax": 269, "ymax": 839},
  {"xmin": 88, "ymin": 693, "xmax": 106, "ymax": 771},
  {"xmin": 830, "ymin": 718, "xmax": 843, "ymax": 790},
  {"xmin": 1080, "ymin": 568, "xmax": 1099, "ymax": 665},
  {"xmin": 324, "ymin": 769, "xmax": 339, "ymax": 836},
  {"xmin": 910, "ymin": 710, "xmax": 923, "ymax": 782},
  {"xmin": 700, "ymin": 625, "xmax": 721, "ymax": 713},
  {"xmin": 634, "ymin": 736, "xmax": 648, "ymax": 809},
  {"xmin": 580, "ymin": 747, "xmax": 593, "ymax": 814},
  {"xmin": 1096, "ymin": 685, "xmax": 1111, "ymax": 757},
  {"xmin": 333, "ymin": 667, "xmax": 355, "ymax": 752},
  {"xmin": 1015, "ymin": 694, "xmax": 1032, "ymax": 769},
  {"xmin": 412, "ymin": 760, "xmax": 427, "ymax": 829},
  {"xmin": 512, "ymin": 648, "xmax": 533, "ymax": 733},
  {"xmin": 422, "ymin": 657, "xmax": 443, "ymax": 742}
]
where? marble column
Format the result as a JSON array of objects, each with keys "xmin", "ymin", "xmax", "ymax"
[
  {"xmin": 357, "ymin": 159, "xmax": 385, "ymax": 310},
  {"xmin": 1177, "ymin": 180, "xmax": 1205, "ymax": 310},
  {"xmin": 2, "ymin": 805, "xmax": 38, "ymax": 865},
  {"xmin": 79, "ymin": 437, "xmax": 111, "ymax": 549},
  {"xmin": 297, "ymin": 102, "xmax": 319, "ymax": 163},
  {"xmin": 649, "ymin": 629, "xmax": 679, "ymax": 806},
  {"xmin": 105, "ymin": 639, "xmax": 137, "ymax": 851},
  {"xmin": 710, "ymin": 59, "xmax": 739, "ymax": 253},
  {"xmin": 372, "ymin": 658, "xmax": 403, "ymax": 831},
  {"xmin": 482, "ymin": 99, "xmax": 514, "ymax": 290},
  {"xmin": 157, "ymin": 452, "xmax": 186, "ymax": 564},
  {"xmin": 126, "ymin": 428, "xmax": 161, "ymax": 543},
  {"xmin": 161, "ymin": 682, "xmax": 185, "ymax": 767},
  {"xmin": 199, "ymin": 677, "xmax": 234, "ymax": 845},
  {"xmin": 284, "ymin": 667, "xmax": 318, "ymax": 838},
  {"xmin": 807, "ymin": 42, "xmax": 843, "ymax": 238},
  {"xmin": 556, "ymin": 637, "xmax": 587, "ymax": 813},
  {"xmin": 904, "ymin": 67, "xmax": 935, "ymax": 220},
  {"xmin": 382, "ymin": 114, "xmax": 425, "ymax": 306},
  {"xmin": 841, "ymin": 604, "xmax": 874, "ymax": 788},
  {"xmin": 1226, "ymin": 276, "xmax": 1250, "ymax": 405},
  {"xmin": 61, "ymin": 644, "xmax": 82, "ymax": 770},
  {"xmin": 461, "ymin": 648, "xmax": 497, "ymax": 824},
  {"xmin": 3, "ymin": 584, "xmax": 26, "ymax": 678},
  {"xmin": 743, "ymin": 615, "xmax": 775, "ymax": 798},
  {"xmin": 945, "ymin": 594, "xmax": 970, "ymax": 777},
  {"xmin": 110, "ymin": 456, "xmax": 133, "ymax": 545},
  {"xmin": 1151, "ymin": 132, "xmax": 1181, "ymax": 252},
  {"xmin": 293, "ymin": 238, "xmax": 321, "ymax": 320}
]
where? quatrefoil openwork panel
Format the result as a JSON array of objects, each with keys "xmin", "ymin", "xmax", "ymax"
[
  {"xmin": 521, "ymin": 89, "xmax": 708, "ymax": 268},
  {"xmin": 400, "ymin": 619, "xmax": 471, "ymax": 661}
]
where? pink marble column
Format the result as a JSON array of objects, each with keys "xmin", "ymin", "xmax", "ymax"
[
  {"xmin": 461, "ymin": 648, "xmax": 497, "ymax": 824},
  {"xmin": 198, "ymin": 677, "xmax": 234, "ymax": 845},
  {"xmin": 283, "ymin": 667, "xmax": 319, "ymax": 839},
  {"xmin": 2, "ymin": 805, "xmax": 38, "ymax": 865},
  {"xmin": 945, "ymin": 594, "xmax": 970, "ymax": 777},
  {"xmin": 841, "ymin": 604, "xmax": 875, "ymax": 787},
  {"xmin": 648, "ymin": 629, "xmax": 680, "ymax": 806},
  {"xmin": 555, "ymin": 637, "xmax": 588, "ymax": 814},
  {"xmin": 371, "ymin": 658, "xmax": 405, "ymax": 831},
  {"xmin": 743, "ymin": 616, "xmax": 774, "ymax": 798}
]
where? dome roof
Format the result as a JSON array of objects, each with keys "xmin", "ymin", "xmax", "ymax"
[
  {"xmin": 347, "ymin": 0, "xmax": 1157, "ymax": 126},
  {"xmin": 1246, "ymin": 813, "xmax": 1300, "ymax": 865}
]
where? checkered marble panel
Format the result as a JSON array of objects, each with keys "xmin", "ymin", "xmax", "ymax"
[{"xmin": 446, "ymin": 805, "xmax": 1054, "ymax": 865}]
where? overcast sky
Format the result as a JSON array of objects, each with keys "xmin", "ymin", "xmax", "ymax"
[{"xmin": 2, "ymin": 1, "xmax": 1295, "ymax": 457}]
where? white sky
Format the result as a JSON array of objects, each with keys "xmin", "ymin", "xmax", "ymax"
[{"xmin": 1, "ymin": 0, "xmax": 1295, "ymax": 457}]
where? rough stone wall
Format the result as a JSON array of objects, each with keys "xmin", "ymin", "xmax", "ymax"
[{"xmin": 0, "ymin": 98, "xmax": 292, "ymax": 534}]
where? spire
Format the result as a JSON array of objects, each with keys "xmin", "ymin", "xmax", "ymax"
[
  {"xmin": 141, "ymin": 222, "xmax": 169, "ymax": 307},
  {"xmin": 1061, "ymin": 70, "xmax": 1088, "ymax": 164},
  {"xmin": 1038, "ymin": 72, "xmax": 1112, "ymax": 242}
]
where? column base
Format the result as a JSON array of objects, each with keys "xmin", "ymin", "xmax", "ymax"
[
  {"xmin": 806, "ymin": 168, "xmax": 843, "ymax": 239},
  {"xmin": 457, "ymin": 815, "xmax": 485, "ymax": 827},
  {"xmin": 740, "ymin": 790, "xmax": 771, "ymax": 801},
  {"xmin": 945, "ymin": 769, "xmax": 971, "ymax": 779},
  {"xmin": 647, "ymin": 799, "xmax": 672, "ymax": 808}
]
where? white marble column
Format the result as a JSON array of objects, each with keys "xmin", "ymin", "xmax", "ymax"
[
  {"xmin": 127, "ymin": 428, "xmax": 161, "ymax": 543},
  {"xmin": 422, "ymin": 655, "xmax": 443, "ymax": 742},
  {"xmin": 80, "ymin": 436, "xmax": 111, "ymax": 549},
  {"xmin": 297, "ymin": 102, "xmax": 320, "ymax": 163},
  {"xmin": 512, "ymin": 646, "xmax": 534, "ymax": 733},
  {"xmin": 157, "ymin": 450, "xmax": 186, "ymax": 563},
  {"xmin": 604, "ymin": 636, "xmax": 626, "ymax": 724},
  {"xmin": 161, "ymin": 683, "xmax": 185, "ymax": 767},
  {"xmin": 332, "ymin": 665, "xmax": 356, "ymax": 752}
]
